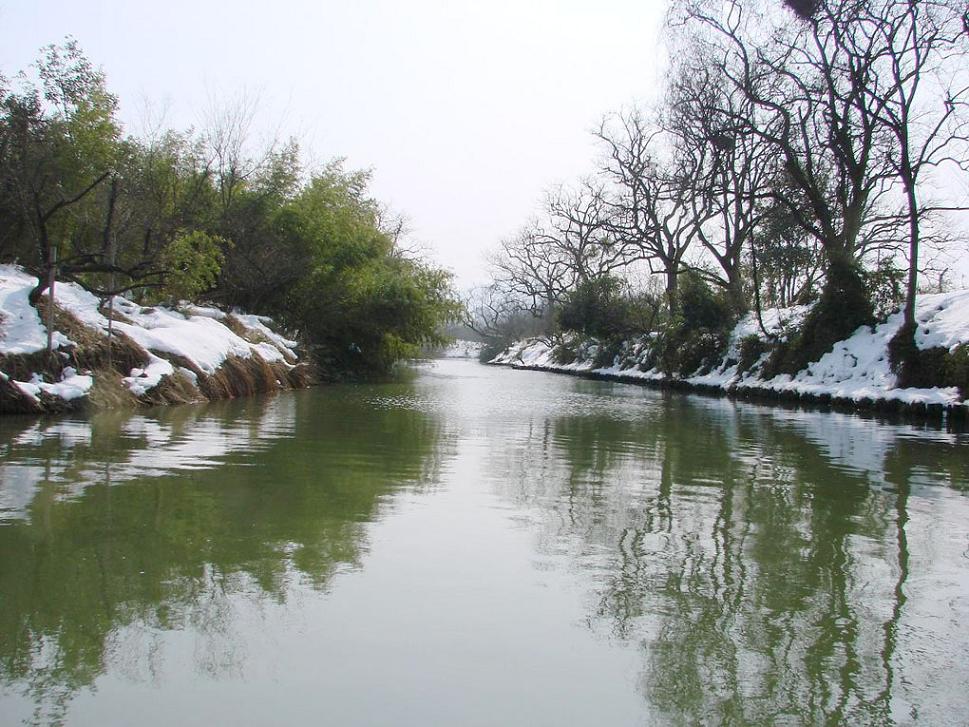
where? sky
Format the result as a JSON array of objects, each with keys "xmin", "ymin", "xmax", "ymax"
[{"xmin": 0, "ymin": 0, "xmax": 669, "ymax": 289}]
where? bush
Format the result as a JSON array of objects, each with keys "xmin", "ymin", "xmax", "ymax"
[
  {"xmin": 867, "ymin": 258, "xmax": 904, "ymax": 320},
  {"xmin": 551, "ymin": 341, "xmax": 579, "ymax": 365},
  {"xmin": 737, "ymin": 335, "xmax": 768, "ymax": 374},
  {"xmin": 655, "ymin": 327, "xmax": 729, "ymax": 376},
  {"xmin": 592, "ymin": 340, "xmax": 623, "ymax": 369},
  {"xmin": 653, "ymin": 273, "xmax": 735, "ymax": 375},
  {"xmin": 769, "ymin": 256, "xmax": 873, "ymax": 376},
  {"xmin": 677, "ymin": 271, "xmax": 733, "ymax": 332},
  {"xmin": 558, "ymin": 276, "xmax": 634, "ymax": 341},
  {"xmin": 946, "ymin": 344, "xmax": 969, "ymax": 398},
  {"xmin": 890, "ymin": 328, "xmax": 969, "ymax": 396},
  {"xmin": 156, "ymin": 230, "xmax": 228, "ymax": 303}
]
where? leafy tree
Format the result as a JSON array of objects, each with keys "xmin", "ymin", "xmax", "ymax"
[
  {"xmin": 558, "ymin": 276, "xmax": 638, "ymax": 341},
  {"xmin": 156, "ymin": 230, "xmax": 227, "ymax": 302},
  {"xmin": 0, "ymin": 39, "xmax": 123, "ymax": 301}
]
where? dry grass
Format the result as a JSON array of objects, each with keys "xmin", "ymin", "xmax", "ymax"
[
  {"xmin": 197, "ymin": 353, "xmax": 280, "ymax": 400},
  {"xmin": 222, "ymin": 314, "xmax": 253, "ymax": 340},
  {"xmin": 285, "ymin": 362, "xmax": 316, "ymax": 388},
  {"xmin": 0, "ymin": 375, "xmax": 43, "ymax": 415},
  {"xmin": 140, "ymin": 369, "xmax": 204, "ymax": 407},
  {"xmin": 98, "ymin": 303, "xmax": 133, "ymax": 325},
  {"xmin": 87, "ymin": 369, "xmax": 140, "ymax": 410},
  {"xmin": 30, "ymin": 299, "xmax": 151, "ymax": 377},
  {"xmin": 224, "ymin": 313, "xmax": 300, "ymax": 364},
  {"xmin": 2, "ymin": 298, "xmax": 314, "ymax": 415}
]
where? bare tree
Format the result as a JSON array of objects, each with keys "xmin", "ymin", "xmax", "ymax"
[
  {"xmin": 665, "ymin": 47, "xmax": 780, "ymax": 311},
  {"xmin": 489, "ymin": 179, "xmax": 635, "ymax": 314},
  {"xmin": 679, "ymin": 0, "xmax": 899, "ymax": 286},
  {"xmin": 542, "ymin": 179, "xmax": 638, "ymax": 283},
  {"xmin": 490, "ymin": 222, "xmax": 577, "ymax": 314},
  {"xmin": 596, "ymin": 109, "xmax": 717, "ymax": 308},
  {"xmin": 463, "ymin": 283, "xmax": 553, "ymax": 348},
  {"xmin": 851, "ymin": 0, "xmax": 969, "ymax": 348}
]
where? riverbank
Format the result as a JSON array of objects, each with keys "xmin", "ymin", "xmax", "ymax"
[
  {"xmin": 0, "ymin": 265, "xmax": 313, "ymax": 415},
  {"xmin": 491, "ymin": 290, "xmax": 969, "ymax": 423}
]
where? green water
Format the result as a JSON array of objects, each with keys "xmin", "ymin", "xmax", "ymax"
[{"xmin": 1, "ymin": 359, "xmax": 968, "ymax": 726}]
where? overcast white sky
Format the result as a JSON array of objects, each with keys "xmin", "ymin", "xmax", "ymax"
[{"xmin": 0, "ymin": 0, "xmax": 669, "ymax": 288}]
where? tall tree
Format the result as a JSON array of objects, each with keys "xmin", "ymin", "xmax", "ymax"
[{"xmin": 596, "ymin": 109, "xmax": 716, "ymax": 309}]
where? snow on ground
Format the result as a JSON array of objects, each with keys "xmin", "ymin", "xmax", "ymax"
[
  {"xmin": 1, "ymin": 367, "xmax": 93, "ymax": 401},
  {"xmin": 104, "ymin": 297, "xmax": 293, "ymax": 374},
  {"xmin": 493, "ymin": 290, "xmax": 969, "ymax": 412},
  {"xmin": 0, "ymin": 265, "xmax": 300, "ymax": 406},
  {"xmin": 0, "ymin": 265, "xmax": 71, "ymax": 354}
]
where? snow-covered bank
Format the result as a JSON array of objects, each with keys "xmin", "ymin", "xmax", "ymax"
[
  {"xmin": 0, "ymin": 265, "xmax": 313, "ymax": 415},
  {"xmin": 492, "ymin": 290, "xmax": 969, "ymax": 420}
]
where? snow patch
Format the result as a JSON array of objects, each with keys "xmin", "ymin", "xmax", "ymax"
[
  {"xmin": 1, "ymin": 265, "xmax": 301, "ymax": 406},
  {"xmin": 493, "ymin": 291, "xmax": 969, "ymax": 413}
]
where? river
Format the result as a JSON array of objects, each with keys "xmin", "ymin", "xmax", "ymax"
[{"xmin": 1, "ymin": 358, "xmax": 968, "ymax": 726}]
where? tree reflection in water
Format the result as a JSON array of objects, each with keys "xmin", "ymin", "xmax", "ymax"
[
  {"xmin": 0, "ymin": 386, "xmax": 447, "ymax": 726},
  {"xmin": 486, "ymin": 385, "xmax": 969, "ymax": 726},
  {"xmin": 1, "ymin": 365, "xmax": 968, "ymax": 726}
]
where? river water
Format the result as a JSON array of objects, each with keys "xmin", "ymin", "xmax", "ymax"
[{"xmin": 1, "ymin": 358, "xmax": 968, "ymax": 726}]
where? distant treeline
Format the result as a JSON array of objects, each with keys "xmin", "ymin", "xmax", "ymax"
[
  {"xmin": 469, "ymin": 0, "xmax": 969, "ymax": 383},
  {"xmin": 0, "ymin": 40, "xmax": 460, "ymax": 378}
]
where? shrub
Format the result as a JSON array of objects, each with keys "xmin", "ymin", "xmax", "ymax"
[
  {"xmin": 558, "ymin": 276, "xmax": 633, "ymax": 341},
  {"xmin": 653, "ymin": 273, "xmax": 735, "ymax": 375},
  {"xmin": 867, "ymin": 258, "xmax": 904, "ymax": 320},
  {"xmin": 770, "ymin": 256, "xmax": 873, "ymax": 376},
  {"xmin": 592, "ymin": 340, "xmax": 623, "ymax": 369},
  {"xmin": 946, "ymin": 344, "xmax": 969, "ymax": 398},
  {"xmin": 157, "ymin": 230, "xmax": 228, "ymax": 303},
  {"xmin": 652, "ymin": 322, "xmax": 729, "ymax": 376},
  {"xmin": 890, "ymin": 331, "xmax": 969, "ymax": 396},
  {"xmin": 677, "ymin": 271, "xmax": 733, "ymax": 332},
  {"xmin": 551, "ymin": 341, "xmax": 579, "ymax": 365},
  {"xmin": 737, "ymin": 335, "xmax": 768, "ymax": 374}
]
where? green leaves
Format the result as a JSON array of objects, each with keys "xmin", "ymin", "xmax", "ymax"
[{"xmin": 158, "ymin": 230, "xmax": 228, "ymax": 303}]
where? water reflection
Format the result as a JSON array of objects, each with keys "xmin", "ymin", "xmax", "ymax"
[
  {"xmin": 0, "ymin": 385, "xmax": 448, "ymax": 725},
  {"xmin": 482, "ymin": 379, "xmax": 969, "ymax": 726},
  {"xmin": 1, "ymin": 362, "xmax": 968, "ymax": 725}
]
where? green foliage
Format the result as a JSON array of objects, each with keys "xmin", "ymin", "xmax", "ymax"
[
  {"xmin": 592, "ymin": 339, "xmax": 623, "ymax": 369},
  {"xmin": 157, "ymin": 230, "xmax": 228, "ymax": 302},
  {"xmin": 655, "ymin": 326, "xmax": 729, "ymax": 376},
  {"xmin": 0, "ymin": 43, "xmax": 460, "ymax": 380},
  {"xmin": 0, "ymin": 39, "xmax": 123, "ymax": 268},
  {"xmin": 275, "ymin": 169, "xmax": 461, "ymax": 377},
  {"xmin": 867, "ymin": 258, "xmax": 904, "ymax": 320},
  {"xmin": 558, "ymin": 276, "xmax": 630, "ymax": 341},
  {"xmin": 653, "ymin": 273, "xmax": 735, "ymax": 375},
  {"xmin": 890, "ymin": 327, "xmax": 968, "ymax": 395},
  {"xmin": 676, "ymin": 271, "xmax": 734, "ymax": 332},
  {"xmin": 557, "ymin": 276, "xmax": 661, "ymax": 346},
  {"xmin": 767, "ymin": 256, "xmax": 874, "ymax": 376},
  {"xmin": 946, "ymin": 344, "xmax": 969, "ymax": 398},
  {"xmin": 551, "ymin": 341, "xmax": 579, "ymax": 365},
  {"xmin": 737, "ymin": 335, "xmax": 768, "ymax": 374}
]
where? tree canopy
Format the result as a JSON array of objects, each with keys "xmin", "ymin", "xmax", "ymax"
[{"xmin": 0, "ymin": 40, "xmax": 460, "ymax": 378}]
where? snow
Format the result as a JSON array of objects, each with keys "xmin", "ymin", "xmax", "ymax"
[
  {"xmin": 0, "ymin": 265, "xmax": 301, "ymax": 407},
  {"xmin": 232, "ymin": 312, "xmax": 299, "ymax": 352},
  {"xmin": 0, "ymin": 265, "xmax": 71, "ymax": 354},
  {"xmin": 12, "ymin": 367, "xmax": 93, "ymax": 403},
  {"xmin": 913, "ymin": 290, "xmax": 969, "ymax": 351},
  {"xmin": 124, "ymin": 353, "xmax": 175, "ymax": 397},
  {"xmin": 493, "ymin": 290, "xmax": 969, "ymax": 414},
  {"xmin": 437, "ymin": 340, "xmax": 486, "ymax": 359}
]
